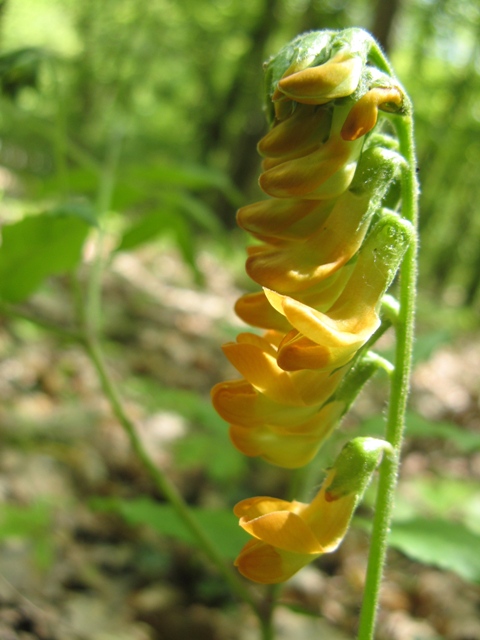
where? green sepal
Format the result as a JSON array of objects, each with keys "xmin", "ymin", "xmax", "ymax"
[
  {"xmin": 263, "ymin": 28, "xmax": 374, "ymax": 124},
  {"xmin": 325, "ymin": 437, "xmax": 394, "ymax": 501}
]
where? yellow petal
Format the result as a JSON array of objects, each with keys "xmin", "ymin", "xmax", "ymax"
[
  {"xmin": 303, "ymin": 474, "xmax": 358, "ymax": 552},
  {"xmin": 277, "ymin": 334, "xmax": 356, "ymax": 371},
  {"xmin": 266, "ymin": 289, "xmax": 379, "ymax": 345},
  {"xmin": 259, "ymin": 136, "xmax": 357, "ymax": 199},
  {"xmin": 230, "ymin": 422, "xmax": 323, "ymax": 467},
  {"xmin": 245, "ymin": 188, "xmax": 373, "ymax": 292},
  {"xmin": 235, "ymin": 291, "xmax": 292, "ymax": 332},
  {"xmin": 239, "ymin": 510, "xmax": 325, "ymax": 554},
  {"xmin": 264, "ymin": 287, "xmax": 379, "ymax": 372},
  {"xmin": 221, "ymin": 335, "xmax": 305, "ymax": 405},
  {"xmin": 234, "ymin": 496, "xmax": 302, "ymax": 518},
  {"xmin": 277, "ymin": 54, "xmax": 362, "ymax": 104},
  {"xmin": 229, "ymin": 401, "xmax": 344, "ymax": 468},
  {"xmin": 257, "ymin": 103, "xmax": 331, "ymax": 160},
  {"xmin": 341, "ymin": 86, "xmax": 404, "ymax": 141},
  {"xmin": 237, "ymin": 197, "xmax": 333, "ymax": 242},
  {"xmin": 211, "ymin": 378, "xmax": 318, "ymax": 428},
  {"xmin": 234, "ymin": 539, "xmax": 315, "ymax": 584}
]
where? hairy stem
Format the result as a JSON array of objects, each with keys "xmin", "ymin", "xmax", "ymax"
[
  {"xmin": 357, "ymin": 111, "xmax": 418, "ymax": 640},
  {"xmin": 82, "ymin": 332, "xmax": 263, "ymax": 617}
]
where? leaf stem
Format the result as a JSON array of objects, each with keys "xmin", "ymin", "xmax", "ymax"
[
  {"xmin": 81, "ymin": 331, "xmax": 263, "ymax": 617},
  {"xmin": 357, "ymin": 111, "xmax": 418, "ymax": 639}
]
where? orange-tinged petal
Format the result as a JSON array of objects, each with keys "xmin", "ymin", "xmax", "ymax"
[
  {"xmin": 257, "ymin": 103, "xmax": 332, "ymax": 160},
  {"xmin": 259, "ymin": 136, "xmax": 360, "ymax": 199},
  {"xmin": 229, "ymin": 400, "xmax": 345, "ymax": 468},
  {"xmin": 293, "ymin": 264, "xmax": 354, "ymax": 311},
  {"xmin": 282, "ymin": 296, "xmax": 379, "ymax": 345},
  {"xmin": 211, "ymin": 378, "xmax": 318, "ymax": 428},
  {"xmin": 221, "ymin": 336, "xmax": 305, "ymax": 405},
  {"xmin": 234, "ymin": 291, "xmax": 292, "ymax": 332},
  {"xmin": 277, "ymin": 54, "xmax": 362, "ymax": 104},
  {"xmin": 341, "ymin": 86, "xmax": 404, "ymax": 141},
  {"xmin": 265, "ymin": 289, "xmax": 379, "ymax": 349},
  {"xmin": 234, "ymin": 495, "xmax": 301, "ymax": 518},
  {"xmin": 239, "ymin": 510, "xmax": 324, "ymax": 554},
  {"xmin": 245, "ymin": 188, "xmax": 373, "ymax": 292},
  {"xmin": 234, "ymin": 539, "xmax": 315, "ymax": 584},
  {"xmin": 277, "ymin": 333, "xmax": 362, "ymax": 371},
  {"xmin": 237, "ymin": 197, "xmax": 333, "ymax": 242}
]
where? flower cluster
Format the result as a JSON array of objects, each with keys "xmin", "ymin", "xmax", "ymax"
[{"xmin": 212, "ymin": 29, "xmax": 413, "ymax": 583}]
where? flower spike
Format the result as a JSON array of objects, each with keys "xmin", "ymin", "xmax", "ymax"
[{"xmin": 211, "ymin": 28, "xmax": 413, "ymax": 584}]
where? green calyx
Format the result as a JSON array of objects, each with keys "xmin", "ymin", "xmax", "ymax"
[{"xmin": 325, "ymin": 437, "xmax": 394, "ymax": 501}]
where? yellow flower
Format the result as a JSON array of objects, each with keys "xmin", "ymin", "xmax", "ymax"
[
  {"xmin": 341, "ymin": 86, "xmax": 404, "ymax": 141},
  {"xmin": 275, "ymin": 51, "xmax": 363, "ymax": 105},
  {"xmin": 243, "ymin": 186, "xmax": 374, "ymax": 294},
  {"xmin": 218, "ymin": 331, "xmax": 347, "ymax": 406},
  {"xmin": 234, "ymin": 437, "xmax": 391, "ymax": 583},
  {"xmin": 259, "ymin": 106, "xmax": 363, "ymax": 200},
  {"xmin": 264, "ymin": 214, "xmax": 413, "ymax": 371},
  {"xmin": 228, "ymin": 400, "xmax": 345, "ymax": 468}
]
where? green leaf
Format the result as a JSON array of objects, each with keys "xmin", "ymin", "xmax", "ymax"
[
  {"xmin": 116, "ymin": 209, "xmax": 179, "ymax": 252},
  {"xmin": 0, "ymin": 47, "xmax": 45, "ymax": 99},
  {"xmin": 126, "ymin": 382, "xmax": 226, "ymax": 431},
  {"xmin": 356, "ymin": 411, "xmax": 480, "ymax": 453},
  {"xmin": 388, "ymin": 517, "xmax": 480, "ymax": 583},
  {"xmin": 0, "ymin": 210, "xmax": 91, "ymax": 302},
  {"xmin": 0, "ymin": 502, "xmax": 54, "ymax": 570},
  {"xmin": 90, "ymin": 497, "xmax": 248, "ymax": 559},
  {"xmin": 405, "ymin": 412, "xmax": 480, "ymax": 452},
  {"xmin": 412, "ymin": 329, "xmax": 452, "ymax": 364},
  {"xmin": 126, "ymin": 162, "xmax": 241, "ymax": 203}
]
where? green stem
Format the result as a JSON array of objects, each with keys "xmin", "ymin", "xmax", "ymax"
[
  {"xmin": 82, "ymin": 332, "xmax": 262, "ymax": 617},
  {"xmin": 70, "ymin": 131, "xmax": 271, "ymax": 636},
  {"xmin": 357, "ymin": 113, "xmax": 418, "ymax": 640},
  {"xmin": 84, "ymin": 131, "xmax": 122, "ymax": 338},
  {"xmin": 0, "ymin": 304, "xmax": 269, "ymax": 634}
]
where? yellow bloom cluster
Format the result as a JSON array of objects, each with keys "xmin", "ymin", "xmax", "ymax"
[
  {"xmin": 211, "ymin": 29, "xmax": 413, "ymax": 583},
  {"xmin": 234, "ymin": 437, "xmax": 393, "ymax": 583}
]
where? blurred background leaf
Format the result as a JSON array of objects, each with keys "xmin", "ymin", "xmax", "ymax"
[{"xmin": 90, "ymin": 497, "xmax": 249, "ymax": 559}]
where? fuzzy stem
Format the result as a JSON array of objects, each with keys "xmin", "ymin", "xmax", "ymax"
[
  {"xmin": 82, "ymin": 331, "xmax": 263, "ymax": 618},
  {"xmin": 70, "ymin": 133, "xmax": 266, "ymax": 625},
  {"xmin": 357, "ymin": 110, "xmax": 418, "ymax": 639}
]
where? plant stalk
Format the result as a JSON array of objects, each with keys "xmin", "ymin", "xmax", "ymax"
[{"xmin": 357, "ymin": 112, "xmax": 418, "ymax": 640}]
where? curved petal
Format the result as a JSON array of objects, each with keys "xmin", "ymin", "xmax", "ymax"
[
  {"xmin": 257, "ymin": 103, "xmax": 331, "ymax": 159},
  {"xmin": 234, "ymin": 496, "xmax": 302, "ymax": 518},
  {"xmin": 277, "ymin": 331, "xmax": 365, "ymax": 372},
  {"xmin": 304, "ymin": 490, "xmax": 358, "ymax": 552},
  {"xmin": 234, "ymin": 291, "xmax": 292, "ymax": 332},
  {"xmin": 239, "ymin": 510, "xmax": 325, "ymax": 554},
  {"xmin": 277, "ymin": 53, "xmax": 362, "ymax": 104},
  {"xmin": 341, "ymin": 86, "xmax": 403, "ymax": 141},
  {"xmin": 229, "ymin": 401, "xmax": 344, "ymax": 468},
  {"xmin": 237, "ymin": 197, "xmax": 333, "ymax": 242},
  {"xmin": 221, "ymin": 338, "xmax": 305, "ymax": 405},
  {"xmin": 265, "ymin": 289, "xmax": 379, "ymax": 350},
  {"xmin": 234, "ymin": 539, "xmax": 317, "ymax": 584},
  {"xmin": 211, "ymin": 378, "xmax": 318, "ymax": 428},
  {"xmin": 259, "ymin": 136, "xmax": 358, "ymax": 199},
  {"xmin": 246, "ymin": 188, "xmax": 372, "ymax": 293}
]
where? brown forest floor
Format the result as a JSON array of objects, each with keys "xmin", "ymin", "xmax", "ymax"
[{"xmin": 0, "ymin": 244, "xmax": 479, "ymax": 640}]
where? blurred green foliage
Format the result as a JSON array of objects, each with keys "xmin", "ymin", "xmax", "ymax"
[{"xmin": 0, "ymin": 0, "xmax": 479, "ymax": 309}]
